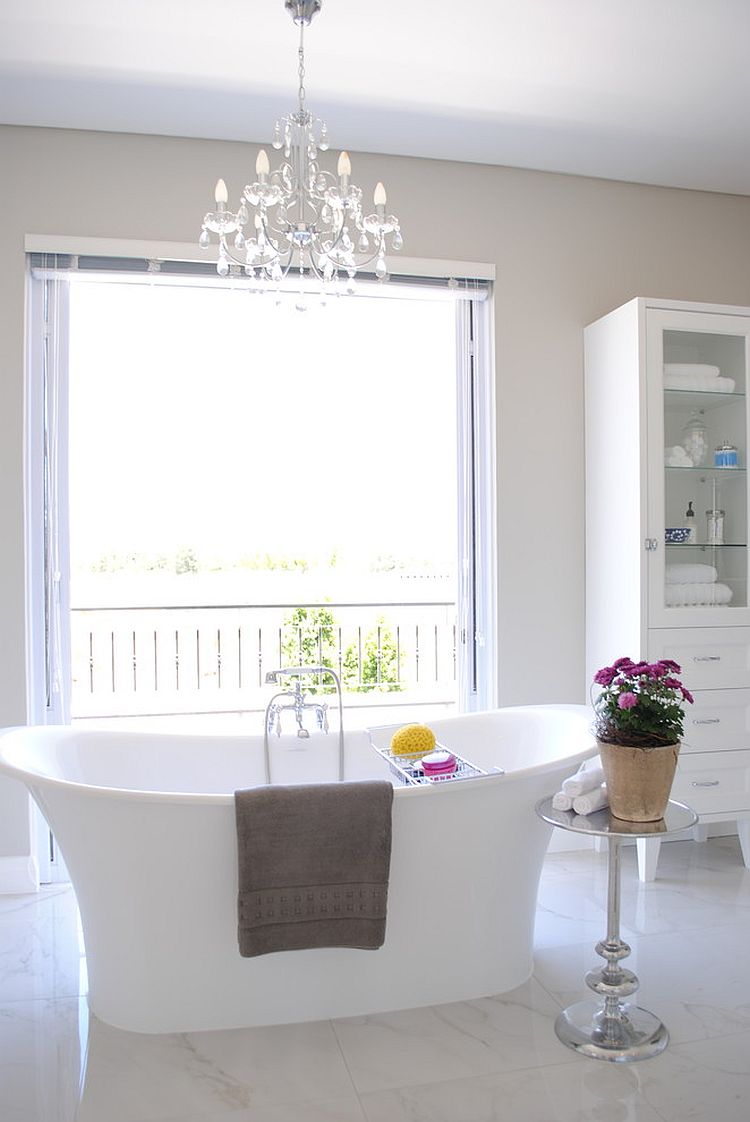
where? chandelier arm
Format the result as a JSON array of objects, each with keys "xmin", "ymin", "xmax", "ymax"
[{"xmin": 327, "ymin": 245, "xmax": 385, "ymax": 271}]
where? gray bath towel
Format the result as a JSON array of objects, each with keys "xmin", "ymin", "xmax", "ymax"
[{"xmin": 234, "ymin": 781, "xmax": 394, "ymax": 957}]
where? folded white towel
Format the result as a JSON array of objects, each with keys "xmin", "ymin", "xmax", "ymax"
[
  {"xmin": 665, "ymin": 581, "xmax": 733, "ymax": 607},
  {"xmin": 664, "ymin": 374, "xmax": 736, "ymax": 393},
  {"xmin": 552, "ymin": 790, "xmax": 574, "ymax": 812},
  {"xmin": 664, "ymin": 363, "xmax": 720, "ymax": 379},
  {"xmin": 665, "ymin": 563, "xmax": 718, "ymax": 585},
  {"xmin": 562, "ymin": 763, "xmax": 605, "ymax": 797},
  {"xmin": 573, "ymin": 784, "xmax": 609, "ymax": 816}
]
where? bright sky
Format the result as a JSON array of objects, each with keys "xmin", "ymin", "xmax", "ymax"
[{"xmin": 68, "ymin": 279, "xmax": 458, "ymax": 571}]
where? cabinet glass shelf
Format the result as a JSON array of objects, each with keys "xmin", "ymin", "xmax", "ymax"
[
  {"xmin": 665, "ymin": 542, "xmax": 747, "ymax": 549},
  {"xmin": 665, "ymin": 467, "xmax": 745, "ymax": 476},
  {"xmin": 664, "ymin": 389, "xmax": 746, "ymax": 411}
]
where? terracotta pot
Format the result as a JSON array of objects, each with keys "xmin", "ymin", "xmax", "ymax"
[{"xmin": 598, "ymin": 739, "xmax": 680, "ymax": 822}]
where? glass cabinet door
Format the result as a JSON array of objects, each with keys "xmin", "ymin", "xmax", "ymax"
[{"xmin": 647, "ymin": 310, "xmax": 750, "ymax": 625}]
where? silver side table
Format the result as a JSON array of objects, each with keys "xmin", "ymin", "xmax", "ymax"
[{"xmin": 535, "ymin": 796, "xmax": 698, "ymax": 1062}]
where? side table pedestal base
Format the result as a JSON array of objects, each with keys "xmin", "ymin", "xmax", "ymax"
[
  {"xmin": 555, "ymin": 1000, "xmax": 669, "ymax": 1062},
  {"xmin": 536, "ymin": 797, "xmax": 697, "ymax": 1063}
]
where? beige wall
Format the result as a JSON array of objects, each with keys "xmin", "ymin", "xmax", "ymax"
[{"xmin": 2, "ymin": 123, "xmax": 750, "ymax": 859}]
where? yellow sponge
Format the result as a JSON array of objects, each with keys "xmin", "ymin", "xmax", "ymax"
[{"xmin": 390, "ymin": 723, "xmax": 437, "ymax": 757}]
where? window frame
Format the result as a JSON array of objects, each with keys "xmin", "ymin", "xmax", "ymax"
[{"xmin": 26, "ymin": 244, "xmax": 497, "ymax": 740}]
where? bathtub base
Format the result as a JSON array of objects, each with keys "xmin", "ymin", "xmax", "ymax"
[
  {"xmin": 75, "ymin": 785, "xmax": 553, "ymax": 1032},
  {"xmin": 87, "ymin": 948, "xmax": 537, "ymax": 1035}
]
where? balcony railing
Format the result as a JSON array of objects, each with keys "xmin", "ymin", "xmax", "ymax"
[{"xmin": 70, "ymin": 600, "xmax": 458, "ymax": 719}]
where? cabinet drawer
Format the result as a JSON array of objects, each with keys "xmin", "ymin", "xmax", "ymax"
[
  {"xmin": 681, "ymin": 689, "xmax": 750, "ymax": 753},
  {"xmin": 648, "ymin": 627, "xmax": 750, "ymax": 690},
  {"xmin": 672, "ymin": 749, "xmax": 750, "ymax": 815}
]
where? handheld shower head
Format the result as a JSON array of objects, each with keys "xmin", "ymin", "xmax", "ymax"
[{"xmin": 265, "ymin": 666, "xmax": 326, "ymax": 684}]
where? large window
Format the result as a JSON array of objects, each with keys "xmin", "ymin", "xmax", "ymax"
[{"xmin": 27, "ymin": 253, "xmax": 496, "ymax": 731}]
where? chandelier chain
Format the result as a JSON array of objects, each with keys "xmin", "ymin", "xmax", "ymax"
[{"xmin": 297, "ymin": 24, "xmax": 306, "ymax": 107}]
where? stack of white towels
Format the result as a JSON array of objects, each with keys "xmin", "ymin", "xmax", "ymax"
[
  {"xmin": 552, "ymin": 759, "xmax": 608, "ymax": 815},
  {"xmin": 664, "ymin": 362, "xmax": 735, "ymax": 394},
  {"xmin": 665, "ymin": 562, "xmax": 732, "ymax": 607}
]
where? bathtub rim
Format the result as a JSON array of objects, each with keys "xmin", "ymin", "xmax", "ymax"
[{"xmin": 0, "ymin": 703, "xmax": 596, "ymax": 806}]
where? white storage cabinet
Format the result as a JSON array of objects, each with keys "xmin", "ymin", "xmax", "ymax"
[{"xmin": 585, "ymin": 298, "xmax": 750, "ymax": 879}]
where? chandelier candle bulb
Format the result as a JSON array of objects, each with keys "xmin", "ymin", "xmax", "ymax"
[
  {"xmin": 214, "ymin": 178, "xmax": 228, "ymax": 207},
  {"xmin": 337, "ymin": 150, "xmax": 351, "ymax": 188},
  {"xmin": 255, "ymin": 150, "xmax": 270, "ymax": 181},
  {"xmin": 374, "ymin": 181, "xmax": 387, "ymax": 215}
]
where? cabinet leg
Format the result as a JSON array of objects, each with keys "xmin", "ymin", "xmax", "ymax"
[
  {"xmin": 636, "ymin": 838, "xmax": 661, "ymax": 882},
  {"xmin": 737, "ymin": 820, "xmax": 750, "ymax": 868},
  {"xmin": 692, "ymin": 823, "xmax": 710, "ymax": 844}
]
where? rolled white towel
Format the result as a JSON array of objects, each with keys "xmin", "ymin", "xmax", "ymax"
[
  {"xmin": 665, "ymin": 446, "xmax": 693, "ymax": 467},
  {"xmin": 573, "ymin": 784, "xmax": 609, "ymax": 816},
  {"xmin": 665, "ymin": 563, "xmax": 718, "ymax": 585},
  {"xmin": 562, "ymin": 763, "xmax": 605, "ymax": 797},
  {"xmin": 552, "ymin": 790, "xmax": 574, "ymax": 812},
  {"xmin": 664, "ymin": 374, "xmax": 735, "ymax": 393},
  {"xmin": 665, "ymin": 581, "xmax": 732, "ymax": 607},
  {"xmin": 664, "ymin": 363, "xmax": 720, "ymax": 379}
]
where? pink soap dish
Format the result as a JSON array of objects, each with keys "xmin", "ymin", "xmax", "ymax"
[{"xmin": 420, "ymin": 749, "xmax": 458, "ymax": 777}]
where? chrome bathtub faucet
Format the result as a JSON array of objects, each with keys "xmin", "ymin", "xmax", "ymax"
[
  {"xmin": 262, "ymin": 666, "xmax": 344, "ymax": 783},
  {"xmin": 265, "ymin": 675, "xmax": 323, "ymax": 739}
]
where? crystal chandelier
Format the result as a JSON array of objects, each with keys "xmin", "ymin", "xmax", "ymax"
[{"xmin": 199, "ymin": 0, "xmax": 402, "ymax": 296}]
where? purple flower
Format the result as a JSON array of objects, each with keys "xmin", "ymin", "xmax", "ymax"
[
  {"xmin": 681, "ymin": 687, "xmax": 695, "ymax": 704},
  {"xmin": 612, "ymin": 657, "xmax": 635, "ymax": 671},
  {"xmin": 662, "ymin": 676, "xmax": 682, "ymax": 690},
  {"xmin": 617, "ymin": 692, "xmax": 638, "ymax": 710},
  {"xmin": 594, "ymin": 666, "xmax": 617, "ymax": 686},
  {"xmin": 657, "ymin": 659, "xmax": 682, "ymax": 673}
]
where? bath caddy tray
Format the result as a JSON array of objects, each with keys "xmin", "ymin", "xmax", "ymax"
[{"xmin": 372, "ymin": 743, "xmax": 490, "ymax": 787}]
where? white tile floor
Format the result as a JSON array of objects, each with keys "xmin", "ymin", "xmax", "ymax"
[{"xmin": 2, "ymin": 836, "xmax": 749, "ymax": 1121}]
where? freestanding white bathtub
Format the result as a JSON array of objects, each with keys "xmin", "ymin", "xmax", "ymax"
[{"xmin": 0, "ymin": 705, "xmax": 594, "ymax": 1033}]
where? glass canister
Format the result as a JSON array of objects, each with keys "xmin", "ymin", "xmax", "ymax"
[
  {"xmin": 681, "ymin": 413, "xmax": 709, "ymax": 466},
  {"xmin": 714, "ymin": 441, "xmax": 739, "ymax": 468},
  {"xmin": 705, "ymin": 509, "xmax": 725, "ymax": 545}
]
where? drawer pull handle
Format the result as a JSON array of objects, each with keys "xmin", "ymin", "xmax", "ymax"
[
  {"xmin": 692, "ymin": 780, "xmax": 720, "ymax": 787},
  {"xmin": 693, "ymin": 655, "xmax": 721, "ymax": 662},
  {"xmin": 693, "ymin": 718, "xmax": 721, "ymax": 725}
]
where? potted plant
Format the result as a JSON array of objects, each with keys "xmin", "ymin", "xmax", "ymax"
[{"xmin": 592, "ymin": 657, "xmax": 694, "ymax": 821}]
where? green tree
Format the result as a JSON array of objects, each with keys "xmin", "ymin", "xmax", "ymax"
[
  {"xmin": 280, "ymin": 606, "xmax": 338, "ymax": 691},
  {"xmin": 174, "ymin": 546, "xmax": 199, "ymax": 574},
  {"xmin": 279, "ymin": 607, "xmax": 403, "ymax": 693},
  {"xmin": 342, "ymin": 617, "xmax": 402, "ymax": 692}
]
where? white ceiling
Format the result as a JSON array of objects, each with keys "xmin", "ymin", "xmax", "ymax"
[{"xmin": 2, "ymin": 0, "xmax": 750, "ymax": 195}]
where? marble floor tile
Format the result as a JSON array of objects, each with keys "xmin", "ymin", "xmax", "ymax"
[
  {"xmin": 332, "ymin": 978, "xmax": 574, "ymax": 1094},
  {"xmin": 0, "ymin": 997, "xmax": 88, "ymax": 1122},
  {"xmin": 534, "ymin": 870, "xmax": 614, "ymax": 949},
  {"xmin": 358, "ymin": 1059, "xmax": 666, "ymax": 1122},
  {"xmin": 624, "ymin": 1033, "xmax": 750, "ymax": 1122},
  {"xmin": 616, "ymin": 869, "xmax": 750, "ymax": 938},
  {"xmin": 77, "ymin": 1016, "xmax": 357, "ymax": 1122},
  {"xmin": 536, "ymin": 839, "xmax": 750, "ymax": 951},
  {"xmin": 0, "ymin": 887, "xmax": 86, "ymax": 1004},
  {"xmin": 0, "ymin": 885, "xmax": 76, "ymax": 918},
  {"xmin": 140, "ymin": 1098, "xmax": 368, "ymax": 1122}
]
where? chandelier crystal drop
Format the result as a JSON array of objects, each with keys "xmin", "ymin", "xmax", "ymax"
[{"xmin": 199, "ymin": 0, "xmax": 402, "ymax": 297}]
